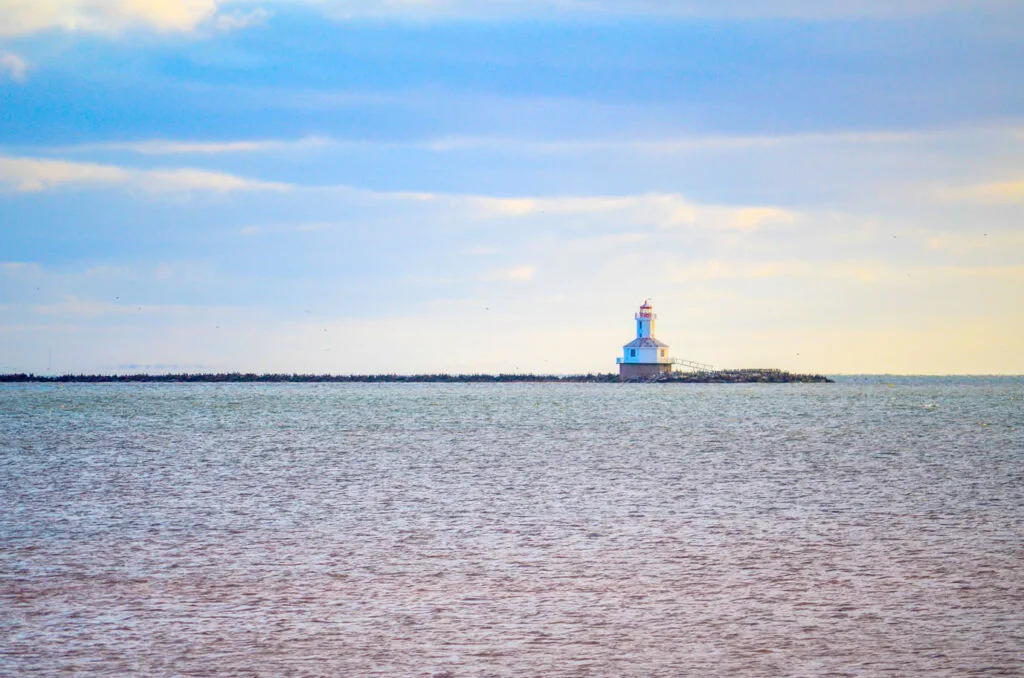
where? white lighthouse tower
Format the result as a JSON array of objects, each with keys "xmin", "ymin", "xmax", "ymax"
[{"xmin": 616, "ymin": 300, "xmax": 673, "ymax": 380}]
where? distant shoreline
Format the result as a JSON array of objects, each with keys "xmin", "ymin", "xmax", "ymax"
[{"xmin": 0, "ymin": 370, "xmax": 833, "ymax": 384}]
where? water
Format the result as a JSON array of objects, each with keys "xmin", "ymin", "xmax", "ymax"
[{"xmin": 1, "ymin": 379, "xmax": 1022, "ymax": 676}]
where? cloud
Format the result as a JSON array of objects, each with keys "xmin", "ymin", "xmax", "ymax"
[
  {"xmin": 237, "ymin": 221, "xmax": 332, "ymax": 236},
  {"xmin": 1, "ymin": 261, "xmax": 43, "ymax": 277},
  {"xmin": 0, "ymin": 0, "xmax": 276, "ymax": 37},
  {"xmin": 27, "ymin": 296, "xmax": 251, "ymax": 325},
  {"xmin": 463, "ymin": 244, "xmax": 501, "ymax": 255},
  {"xmin": 942, "ymin": 264, "xmax": 1024, "ymax": 281},
  {"xmin": 139, "ymin": 168, "xmax": 289, "ymax": 192},
  {"xmin": 728, "ymin": 207, "xmax": 798, "ymax": 231},
  {"xmin": 213, "ymin": 7, "xmax": 270, "ymax": 31},
  {"xmin": 53, "ymin": 134, "xmax": 713, "ymax": 158},
  {"xmin": 466, "ymin": 195, "xmax": 697, "ymax": 229},
  {"xmin": 925, "ymin": 230, "xmax": 1024, "ymax": 255},
  {"xmin": 0, "ymin": 52, "xmax": 29, "ymax": 82},
  {"xmin": 62, "ymin": 136, "xmax": 334, "ymax": 155},
  {"xmin": 464, "ymin": 192, "xmax": 797, "ymax": 232},
  {"xmin": 0, "ymin": 155, "xmax": 290, "ymax": 193},
  {"xmin": 668, "ymin": 260, "xmax": 813, "ymax": 283},
  {"xmin": 311, "ymin": 0, "xmax": 1016, "ymax": 20},
  {"xmin": 63, "ymin": 133, "xmax": 766, "ymax": 159},
  {"xmin": 64, "ymin": 137, "xmax": 330, "ymax": 155},
  {"xmin": 4, "ymin": 0, "xmax": 999, "ymax": 38},
  {"xmin": 34, "ymin": 295, "xmax": 140, "ymax": 317},
  {"xmin": 952, "ymin": 178, "xmax": 1024, "ymax": 204},
  {"xmin": 220, "ymin": 185, "xmax": 800, "ymax": 241},
  {"xmin": 470, "ymin": 195, "xmax": 655, "ymax": 219},
  {"xmin": 0, "ymin": 0, "xmax": 222, "ymax": 36},
  {"xmin": 293, "ymin": 222, "xmax": 330, "ymax": 232},
  {"xmin": 46, "ymin": 125, "xmax": 1009, "ymax": 162},
  {"xmin": 667, "ymin": 259, "xmax": 1024, "ymax": 285},
  {"xmin": 0, "ymin": 0, "xmax": 1015, "ymax": 41},
  {"xmin": 0, "ymin": 157, "xmax": 128, "ymax": 191},
  {"xmin": 84, "ymin": 264, "xmax": 134, "ymax": 278},
  {"xmin": 481, "ymin": 265, "xmax": 536, "ymax": 283}
]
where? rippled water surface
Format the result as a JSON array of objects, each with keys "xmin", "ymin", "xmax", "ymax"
[{"xmin": 2, "ymin": 379, "xmax": 1022, "ymax": 676}]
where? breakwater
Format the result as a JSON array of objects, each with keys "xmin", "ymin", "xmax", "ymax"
[{"xmin": 0, "ymin": 370, "xmax": 832, "ymax": 383}]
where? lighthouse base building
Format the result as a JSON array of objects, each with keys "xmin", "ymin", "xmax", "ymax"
[{"xmin": 617, "ymin": 300, "xmax": 674, "ymax": 380}]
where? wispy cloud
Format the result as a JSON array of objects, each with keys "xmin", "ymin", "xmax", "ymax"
[
  {"xmin": 420, "ymin": 129, "xmax": 928, "ymax": 154},
  {"xmin": 238, "ymin": 221, "xmax": 333, "ymax": 236},
  {"xmin": 0, "ymin": 157, "xmax": 128, "ymax": 191},
  {"xmin": 139, "ymin": 168, "xmax": 288, "ymax": 192},
  {"xmin": 0, "ymin": 0, "xmax": 221, "ymax": 36},
  {"xmin": 925, "ymin": 230, "xmax": 1024, "ymax": 254},
  {"xmin": 0, "ymin": 0, "xmax": 280, "ymax": 37},
  {"xmin": 51, "ymin": 128, "xmax": 952, "ymax": 158},
  {"xmin": 668, "ymin": 259, "xmax": 1024, "ymax": 284},
  {"xmin": 63, "ymin": 136, "xmax": 331, "ymax": 155},
  {"xmin": 0, "ymin": 261, "xmax": 43, "ymax": 277},
  {"xmin": 84, "ymin": 264, "xmax": 134, "ymax": 279},
  {"xmin": 949, "ymin": 178, "xmax": 1024, "ymax": 204},
  {"xmin": 481, "ymin": 265, "xmax": 536, "ymax": 283},
  {"xmin": 213, "ymin": 7, "xmax": 271, "ymax": 31},
  {"xmin": 34, "ymin": 295, "xmax": 143, "ymax": 317},
  {"xmin": 462, "ymin": 244, "xmax": 501, "ymax": 255},
  {"xmin": 469, "ymin": 195, "xmax": 640, "ymax": 218},
  {"xmin": 669, "ymin": 259, "xmax": 865, "ymax": 283},
  {"xmin": 728, "ymin": 207, "xmax": 798, "ymax": 231},
  {"xmin": 310, "ymin": 0, "xmax": 1016, "ymax": 20},
  {"xmin": 465, "ymin": 193, "xmax": 798, "ymax": 232},
  {"xmin": 0, "ymin": 156, "xmax": 801, "ymax": 237},
  {"xmin": 420, "ymin": 135, "xmax": 781, "ymax": 154},
  {"xmin": 4, "ymin": 0, "xmax": 996, "ymax": 37},
  {"xmin": 0, "ymin": 156, "xmax": 290, "ymax": 193},
  {"xmin": 0, "ymin": 51, "xmax": 29, "ymax": 82}
]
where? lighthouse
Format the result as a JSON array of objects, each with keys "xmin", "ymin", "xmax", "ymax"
[{"xmin": 616, "ymin": 300, "xmax": 674, "ymax": 380}]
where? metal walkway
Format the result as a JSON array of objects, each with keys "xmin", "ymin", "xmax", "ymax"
[{"xmin": 670, "ymin": 358, "xmax": 715, "ymax": 373}]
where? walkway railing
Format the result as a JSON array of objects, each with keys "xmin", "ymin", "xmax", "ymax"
[
  {"xmin": 670, "ymin": 358, "xmax": 716, "ymax": 373},
  {"xmin": 616, "ymin": 356, "xmax": 716, "ymax": 372}
]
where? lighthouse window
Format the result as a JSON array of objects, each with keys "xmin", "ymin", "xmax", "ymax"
[{"xmin": 630, "ymin": 349, "xmax": 636, "ymax": 358}]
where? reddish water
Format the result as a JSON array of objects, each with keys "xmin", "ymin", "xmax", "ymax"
[{"xmin": 2, "ymin": 381, "xmax": 1022, "ymax": 676}]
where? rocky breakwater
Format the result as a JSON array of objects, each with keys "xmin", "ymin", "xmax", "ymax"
[
  {"xmin": 631, "ymin": 368, "xmax": 833, "ymax": 383},
  {"xmin": 2, "ymin": 370, "xmax": 832, "ymax": 383}
]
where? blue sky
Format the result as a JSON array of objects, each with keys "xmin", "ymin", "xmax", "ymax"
[{"xmin": 1, "ymin": 0, "xmax": 1022, "ymax": 374}]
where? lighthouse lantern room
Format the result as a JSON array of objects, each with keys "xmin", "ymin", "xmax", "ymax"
[{"xmin": 617, "ymin": 300, "xmax": 674, "ymax": 380}]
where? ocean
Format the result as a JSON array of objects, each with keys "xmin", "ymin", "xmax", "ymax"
[{"xmin": 1, "ymin": 378, "xmax": 1022, "ymax": 676}]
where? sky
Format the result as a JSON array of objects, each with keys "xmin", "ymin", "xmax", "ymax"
[{"xmin": 1, "ymin": 0, "xmax": 1022, "ymax": 375}]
